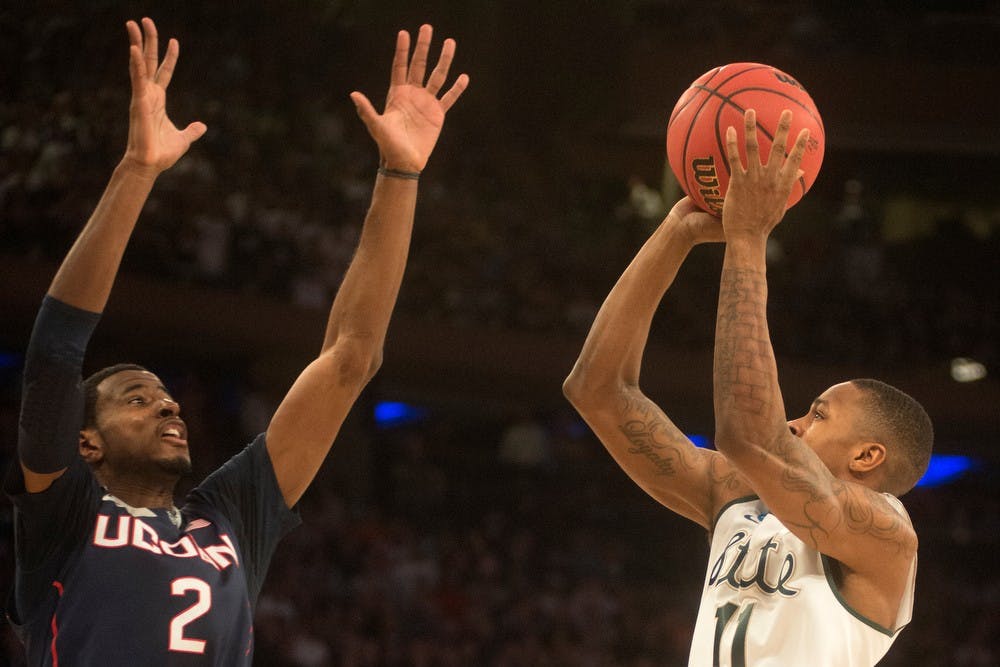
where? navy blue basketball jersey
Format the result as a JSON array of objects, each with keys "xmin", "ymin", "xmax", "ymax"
[{"xmin": 5, "ymin": 435, "xmax": 300, "ymax": 666}]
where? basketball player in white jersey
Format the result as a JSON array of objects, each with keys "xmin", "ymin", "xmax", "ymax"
[{"xmin": 564, "ymin": 109, "xmax": 932, "ymax": 666}]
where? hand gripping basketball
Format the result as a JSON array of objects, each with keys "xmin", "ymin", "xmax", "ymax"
[{"xmin": 666, "ymin": 63, "xmax": 824, "ymax": 216}]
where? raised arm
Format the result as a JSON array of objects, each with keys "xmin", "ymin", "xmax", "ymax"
[
  {"xmin": 19, "ymin": 18, "xmax": 205, "ymax": 494},
  {"xmin": 564, "ymin": 198, "xmax": 753, "ymax": 530},
  {"xmin": 712, "ymin": 110, "xmax": 916, "ymax": 578},
  {"xmin": 50, "ymin": 18, "xmax": 206, "ymax": 311},
  {"xmin": 265, "ymin": 25, "xmax": 469, "ymax": 507}
]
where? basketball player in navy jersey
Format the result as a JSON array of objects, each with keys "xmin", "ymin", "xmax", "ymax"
[
  {"xmin": 565, "ymin": 110, "xmax": 932, "ymax": 665},
  {"xmin": 6, "ymin": 17, "xmax": 468, "ymax": 665}
]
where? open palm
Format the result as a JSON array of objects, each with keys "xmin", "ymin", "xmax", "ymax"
[
  {"xmin": 123, "ymin": 18, "xmax": 206, "ymax": 177},
  {"xmin": 351, "ymin": 25, "xmax": 469, "ymax": 172}
]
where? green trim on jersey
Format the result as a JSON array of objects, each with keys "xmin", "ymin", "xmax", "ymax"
[
  {"xmin": 712, "ymin": 495, "xmax": 760, "ymax": 529},
  {"xmin": 820, "ymin": 554, "xmax": 897, "ymax": 637}
]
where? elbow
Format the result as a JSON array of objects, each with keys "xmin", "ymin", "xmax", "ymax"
[
  {"xmin": 712, "ymin": 434, "xmax": 758, "ymax": 470},
  {"xmin": 712, "ymin": 429, "xmax": 738, "ymax": 457},
  {"xmin": 563, "ymin": 365, "xmax": 594, "ymax": 410},
  {"xmin": 712, "ymin": 422, "xmax": 778, "ymax": 462},
  {"xmin": 563, "ymin": 364, "xmax": 621, "ymax": 415},
  {"xmin": 323, "ymin": 336, "xmax": 383, "ymax": 390},
  {"xmin": 365, "ymin": 346, "xmax": 384, "ymax": 382},
  {"xmin": 562, "ymin": 369, "xmax": 585, "ymax": 407},
  {"xmin": 713, "ymin": 422, "xmax": 754, "ymax": 452}
]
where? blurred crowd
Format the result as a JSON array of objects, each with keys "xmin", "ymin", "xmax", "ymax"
[
  {"xmin": 2, "ymin": 5, "xmax": 998, "ymax": 374},
  {"xmin": 3, "ymin": 62, "xmax": 997, "ymax": 369}
]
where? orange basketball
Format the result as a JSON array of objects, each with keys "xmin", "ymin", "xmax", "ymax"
[{"xmin": 666, "ymin": 63, "xmax": 825, "ymax": 216}]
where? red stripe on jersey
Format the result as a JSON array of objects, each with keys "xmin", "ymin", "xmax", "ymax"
[
  {"xmin": 186, "ymin": 518, "xmax": 212, "ymax": 531},
  {"xmin": 50, "ymin": 580, "xmax": 64, "ymax": 666}
]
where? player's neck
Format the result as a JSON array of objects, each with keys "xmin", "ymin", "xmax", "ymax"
[{"xmin": 96, "ymin": 471, "xmax": 178, "ymax": 510}]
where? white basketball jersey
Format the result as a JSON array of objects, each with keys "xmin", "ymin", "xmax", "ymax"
[{"xmin": 688, "ymin": 495, "xmax": 916, "ymax": 666}]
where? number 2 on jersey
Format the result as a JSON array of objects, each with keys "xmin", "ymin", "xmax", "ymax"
[
  {"xmin": 713, "ymin": 601, "xmax": 754, "ymax": 667},
  {"xmin": 170, "ymin": 577, "xmax": 212, "ymax": 654}
]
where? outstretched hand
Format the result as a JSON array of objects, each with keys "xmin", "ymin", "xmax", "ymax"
[
  {"xmin": 122, "ymin": 18, "xmax": 206, "ymax": 178},
  {"xmin": 351, "ymin": 25, "xmax": 470, "ymax": 173},
  {"xmin": 721, "ymin": 109, "xmax": 809, "ymax": 239}
]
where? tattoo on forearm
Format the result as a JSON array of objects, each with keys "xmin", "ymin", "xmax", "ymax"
[
  {"xmin": 617, "ymin": 394, "xmax": 701, "ymax": 477},
  {"xmin": 715, "ymin": 267, "xmax": 774, "ymax": 417}
]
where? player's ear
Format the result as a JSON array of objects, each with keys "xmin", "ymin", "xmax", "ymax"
[
  {"xmin": 79, "ymin": 428, "xmax": 105, "ymax": 465},
  {"xmin": 849, "ymin": 442, "xmax": 886, "ymax": 473}
]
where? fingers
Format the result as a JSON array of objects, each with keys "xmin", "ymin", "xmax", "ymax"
[
  {"xmin": 349, "ymin": 91, "xmax": 379, "ymax": 132},
  {"xmin": 127, "ymin": 18, "xmax": 179, "ymax": 89},
  {"xmin": 439, "ymin": 73, "xmax": 470, "ymax": 112},
  {"xmin": 767, "ymin": 109, "xmax": 793, "ymax": 168},
  {"xmin": 781, "ymin": 129, "xmax": 810, "ymax": 183},
  {"xmin": 744, "ymin": 109, "xmax": 759, "ymax": 168},
  {"xmin": 126, "ymin": 21, "xmax": 144, "ymax": 73},
  {"xmin": 725, "ymin": 125, "xmax": 744, "ymax": 174},
  {"xmin": 128, "ymin": 44, "xmax": 146, "ymax": 96},
  {"xmin": 425, "ymin": 38, "xmax": 456, "ymax": 96},
  {"xmin": 180, "ymin": 121, "xmax": 208, "ymax": 145},
  {"xmin": 669, "ymin": 195, "xmax": 699, "ymax": 218},
  {"xmin": 762, "ymin": 109, "xmax": 809, "ymax": 186},
  {"xmin": 141, "ymin": 18, "xmax": 159, "ymax": 84},
  {"xmin": 390, "ymin": 30, "xmax": 411, "ymax": 87},
  {"xmin": 418, "ymin": 31, "xmax": 468, "ymax": 110},
  {"xmin": 729, "ymin": 108, "xmax": 807, "ymax": 178},
  {"xmin": 361, "ymin": 24, "xmax": 468, "ymax": 122},
  {"xmin": 407, "ymin": 24, "xmax": 433, "ymax": 85},
  {"xmin": 669, "ymin": 195, "xmax": 711, "ymax": 223},
  {"xmin": 156, "ymin": 38, "xmax": 179, "ymax": 89}
]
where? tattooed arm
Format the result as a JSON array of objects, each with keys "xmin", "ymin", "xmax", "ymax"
[
  {"xmin": 713, "ymin": 110, "xmax": 916, "ymax": 588},
  {"xmin": 564, "ymin": 198, "xmax": 753, "ymax": 530}
]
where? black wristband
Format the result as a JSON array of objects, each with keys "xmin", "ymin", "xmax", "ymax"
[{"xmin": 377, "ymin": 166, "xmax": 421, "ymax": 181}]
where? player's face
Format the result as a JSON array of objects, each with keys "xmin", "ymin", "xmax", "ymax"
[
  {"xmin": 786, "ymin": 382, "xmax": 866, "ymax": 476},
  {"xmin": 91, "ymin": 370, "xmax": 191, "ymax": 477}
]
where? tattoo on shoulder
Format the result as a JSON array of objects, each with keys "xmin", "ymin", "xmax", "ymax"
[
  {"xmin": 772, "ymin": 436, "xmax": 912, "ymax": 552},
  {"xmin": 708, "ymin": 455, "xmax": 751, "ymax": 493},
  {"xmin": 836, "ymin": 483, "xmax": 911, "ymax": 546}
]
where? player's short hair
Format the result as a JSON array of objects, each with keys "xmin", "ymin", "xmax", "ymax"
[
  {"xmin": 83, "ymin": 363, "xmax": 150, "ymax": 428},
  {"xmin": 849, "ymin": 378, "xmax": 933, "ymax": 496}
]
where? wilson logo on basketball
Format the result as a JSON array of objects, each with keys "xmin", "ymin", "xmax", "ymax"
[
  {"xmin": 691, "ymin": 156, "xmax": 724, "ymax": 215},
  {"xmin": 772, "ymin": 72, "xmax": 805, "ymax": 91}
]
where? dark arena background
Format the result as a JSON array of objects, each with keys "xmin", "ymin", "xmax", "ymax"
[{"xmin": 1, "ymin": 2, "xmax": 998, "ymax": 665}]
